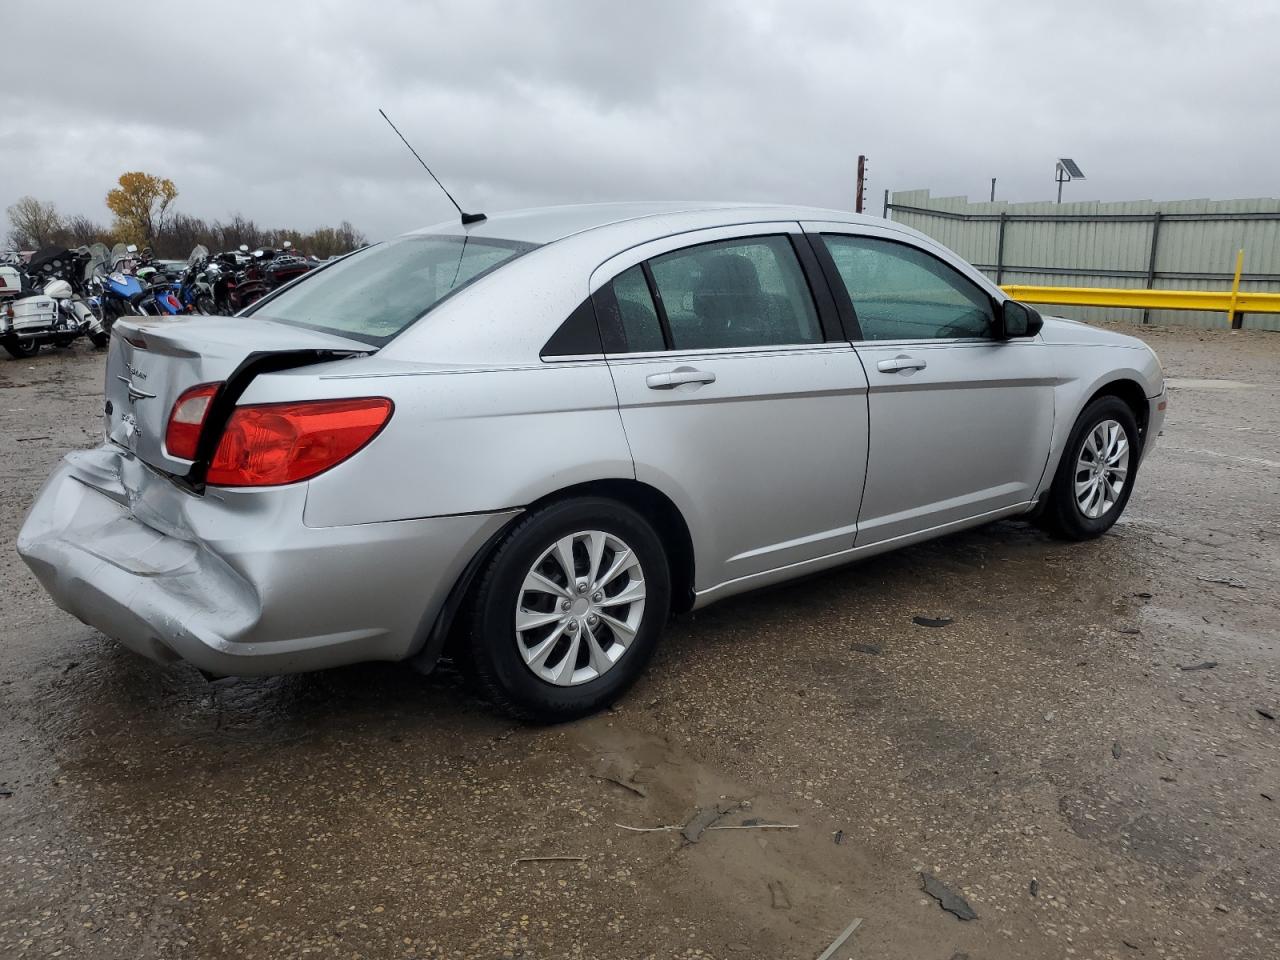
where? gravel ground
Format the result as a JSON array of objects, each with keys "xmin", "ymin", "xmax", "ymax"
[{"xmin": 1, "ymin": 324, "xmax": 1277, "ymax": 959}]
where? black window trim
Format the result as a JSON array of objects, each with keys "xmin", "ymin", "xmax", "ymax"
[
  {"xmin": 639, "ymin": 261, "xmax": 675, "ymax": 350},
  {"xmin": 811, "ymin": 231, "xmax": 1001, "ymax": 344}
]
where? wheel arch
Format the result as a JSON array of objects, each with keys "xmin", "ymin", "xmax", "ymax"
[
  {"xmin": 1084, "ymin": 377, "xmax": 1150, "ymax": 443},
  {"xmin": 412, "ymin": 477, "xmax": 697, "ymax": 675}
]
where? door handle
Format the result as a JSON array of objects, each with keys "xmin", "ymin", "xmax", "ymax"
[
  {"xmin": 877, "ymin": 355, "xmax": 927, "ymax": 373},
  {"xmin": 646, "ymin": 367, "xmax": 717, "ymax": 390}
]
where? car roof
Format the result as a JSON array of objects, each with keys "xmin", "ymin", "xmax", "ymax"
[{"xmin": 406, "ymin": 201, "xmax": 891, "ymax": 246}]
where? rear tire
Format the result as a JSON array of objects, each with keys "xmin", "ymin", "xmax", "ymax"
[
  {"xmin": 2, "ymin": 337, "xmax": 39, "ymax": 360},
  {"xmin": 462, "ymin": 497, "xmax": 671, "ymax": 722},
  {"xmin": 1041, "ymin": 396, "xmax": 1141, "ymax": 540}
]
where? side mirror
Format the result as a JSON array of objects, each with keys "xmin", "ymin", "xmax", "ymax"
[{"xmin": 999, "ymin": 300, "xmax": 1043, "ymax": 339}]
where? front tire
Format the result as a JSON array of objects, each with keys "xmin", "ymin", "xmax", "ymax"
[
  {"xmin": 463, "ymin": 497, "xmax": 671, "ymax": 722},
  {"xmin": 1041, "ymin": 396, "xmax": 1141, "ymax": 540}
]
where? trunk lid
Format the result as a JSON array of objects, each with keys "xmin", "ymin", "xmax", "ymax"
[{"xmin": 104, "ymin": 315, "xmax": 371, "ymax": 477}]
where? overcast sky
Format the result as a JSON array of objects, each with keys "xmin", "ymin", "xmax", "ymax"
[{"xmin": 3, "ymin": 0, "xmax": 1278, "ymax": 240}]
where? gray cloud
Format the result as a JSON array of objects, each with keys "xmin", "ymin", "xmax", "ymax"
[{"xmin": 3, "ymin": 0, "xmax": 1278, "ymax": 241}]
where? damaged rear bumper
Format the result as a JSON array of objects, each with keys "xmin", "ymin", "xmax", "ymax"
[{"xmin": 16, "ymin": 445, "xmax": 515, "ymax": 676}]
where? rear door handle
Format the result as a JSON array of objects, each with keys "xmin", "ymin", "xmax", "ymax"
[
  {"xmin": 646, "ymin": 367, "xmax": 717, "ymax": 390},
  {"xmin": 876, "ymin": 355, "xmax": 927, "ymax": 373}
]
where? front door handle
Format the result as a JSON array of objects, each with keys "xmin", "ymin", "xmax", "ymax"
[
  {"xmin": 877, "ymin": 355, "xmax": 927, "ymax": 373},
  {"xmin": 646, "ymin": 367, "xmax": 717, "ymax": 390}
]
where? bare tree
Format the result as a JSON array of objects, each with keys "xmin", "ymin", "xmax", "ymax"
[
  {"xmin": 62, "ymin": 215, "xmax": 111, "ymax": 247},
  {"xmin": 7, "ymin": 196, "xmax": 65, "ymax": 250}
]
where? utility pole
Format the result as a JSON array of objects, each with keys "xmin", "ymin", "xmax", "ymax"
[
  {"xmin": 855, "ymin": 155, "xmax": 867, "ymax": 213},
  {"xmin": 990, "ymin": 178, "xmax": 997, "ymax": 202}
]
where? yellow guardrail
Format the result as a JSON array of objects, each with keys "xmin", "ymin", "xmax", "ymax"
[{"xmin": 1001, "ymin": 250, "xmax": 1280, "ymax": 328}]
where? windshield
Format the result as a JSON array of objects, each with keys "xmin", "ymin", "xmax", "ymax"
[{"xmin": 247, "ymin": 234, "xmax": 535, "ymax": 345}]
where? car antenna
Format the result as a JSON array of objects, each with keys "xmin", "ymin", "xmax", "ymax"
[{"xmin": 378, "ymin": 108, "xmax": 486, "ymax": 226}]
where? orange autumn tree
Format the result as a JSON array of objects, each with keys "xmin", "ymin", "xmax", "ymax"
[{"xmin": 105, "ymin": 171, "xmax": 177, "ymax": 248}]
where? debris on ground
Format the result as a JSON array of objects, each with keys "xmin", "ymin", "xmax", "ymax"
[
  {"xmin": 912, "ymin": 616, "xmax": 954, "ymax": 628},
  {"xmin": 920, "ymin": 872, "xmax": 978, "ymax": 921},
  {"xmin": 591, "ymin": 756, "xmax": 648, "ymax": 797},
  {"xmin": 1029, "ymin": 878, "xmax": 1039, "ymax": 897},
  {"xmin": 1196, "ymin": 575, "xmax": 1246, "ymax": 588},
  {"xmin": 1179, "ymin": 661, "xmax": 1219, "ymax": 671},
  {"xmin": 617, "ymin": 815, "xmax": 798, "ymax": 836},
  {"xmin": 813, "ymin": 916, "xmax": 863, "ymax": 960},
  {"xmin": 0, "ymin": 786, "xmax": 13, "ymax": 798},
  {"xmin": 682, "ymin": 804, "xmax": 733, "ymax": 843},
  {"xmin": 1133, "ymin": 591, "xmax": 1153, "ymax": 599},
  {"xmin": 833, "ymin": 829, "xmax": 844, "ymax": 845},
  {"xmin": 767, "ymin": 879, "xmax": 791, "ymax": 910},
  {"xmin": 512, "ymin": 856, "xmax": 586, "ymax": 866},
  {"xmin": 61, "ymin": 661, "xmax": 79, "ymax": 675},
  {"xmin": 1256, "ymin": 708, "xmax": 1275, "ymax": 721},
  {"xmin": 851, "ymin": 642, "xmax": 882, "ymax": 655},
  {"xmin": 1112, "ymin": 741, "xmax": 1122, "ymax": 759},
  {"xmin": 1116, "ymin": 627, "xmax": 1141, "ymax": 635}
]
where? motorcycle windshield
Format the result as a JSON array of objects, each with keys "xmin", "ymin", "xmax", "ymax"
[
  {"xmin": 188, "ymin": 245, "xmax": 208, "ymax": 264},
  {"xmin": 109, "ymin": 242, "xmax": 136, "ymax": 273},
  {"xmin": 86, "ymin": 243, "xmax": 111, "ymax": 281}
]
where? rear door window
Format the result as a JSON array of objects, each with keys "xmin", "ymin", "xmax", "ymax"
[
  {"xmin": 647, "ymin": 236, "xmax": 822, "ymax": 350},
  {"xmin": 249, "ymin": 235, "xmax": 536, "ymax": 346}
]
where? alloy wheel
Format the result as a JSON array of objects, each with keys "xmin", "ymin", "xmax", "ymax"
[
  {"xmin": 1074, "ymin": 418, "xmax": 1130, "ymax": 519},
  {"xmin": 514, "ymin": 530, "xmax": 646, "ymax": 686}
]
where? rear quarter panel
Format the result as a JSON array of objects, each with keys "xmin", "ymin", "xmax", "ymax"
[{"xmin": 236, "ymin": 357, "xmax": 632, "ymax": 527}]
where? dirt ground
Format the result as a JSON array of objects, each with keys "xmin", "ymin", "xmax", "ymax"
[{"xmin": 1, "ymin": 324, "xmax": 1277, "ymax": 960}]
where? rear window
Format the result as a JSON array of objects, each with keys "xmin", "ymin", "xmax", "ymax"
[{"xmin": 248, "ymin": 234, "xmax": 536, "ymax": 345}]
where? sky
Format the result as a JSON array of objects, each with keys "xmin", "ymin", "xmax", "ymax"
[{"xmin": 2, "ymin": 0, "xmax": 1278, "ymax": 240}]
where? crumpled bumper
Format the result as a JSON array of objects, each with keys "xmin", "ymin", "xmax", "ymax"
[{"xmin": 16, "ymin": 445, "xmax": 515, "ymax": 676}]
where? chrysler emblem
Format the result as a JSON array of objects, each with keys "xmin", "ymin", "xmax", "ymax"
[{"xmin": 116, "ymin": 375, "xmax": 157, "ymax": 403}]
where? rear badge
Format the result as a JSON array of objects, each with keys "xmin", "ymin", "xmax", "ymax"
[{"xmin": 116, "ymin": 375, "xmax": 157, "ymax": 404}]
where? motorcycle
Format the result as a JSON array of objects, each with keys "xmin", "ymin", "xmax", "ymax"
[
  {"xmin": 85, "ymin": 243, "xmax": 146, "ymax": 332},
  {"xmin": 136, "ymin": 245, "xmax": 215, "ymax": 316},
  {"xmin": 0, "ymin": 246, "xmax": 108, "ymax": 359},
  {"xmin": 263, "ymin": 241, "xmax": 314, "ymax": 291},
  {"xmin": 206, "ymin": 244, "xmax": 261, "ymax": 314}
]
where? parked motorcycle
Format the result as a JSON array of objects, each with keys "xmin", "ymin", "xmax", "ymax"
[
  {"xmin": 136, "ymin": 245, "xmax": 215, "ymax": 316},
  {"xmin": 85, "ymin": 243, "xmax": 145, "ymax": 333},
  {"xmin": 0, "ymin": 246, "xmax": 108, "ymax": 358}
]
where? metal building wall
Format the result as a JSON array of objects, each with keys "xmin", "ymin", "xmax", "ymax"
[{"xmin": 887, "ymin": 190, "xmax": 1280, "ymax": 331}]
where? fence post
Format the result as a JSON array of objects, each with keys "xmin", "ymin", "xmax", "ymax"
[
  {"xmin": 1142, "ymin": 212, "xmax": 1163, "ymax": 325},
  {"xmin": 1228, "ymin": 248, "xmax": 1245, "ymax": 329},
  {"xmin": 995, "ymin": 213, "xmax": 1008, "ymax": 285}
]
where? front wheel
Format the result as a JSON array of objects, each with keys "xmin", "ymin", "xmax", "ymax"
[
  {"xmin": 462, "ymin": 497, "xmax": 671, "ymax": 721},
  {"xmin": 1041, "ymin": 396, "xmax": 1141, "ymax": 540}
]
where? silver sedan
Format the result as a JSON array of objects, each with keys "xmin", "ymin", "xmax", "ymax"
[{"xmin": 18, "ymin": 202, "xmax": 1166, "ymax": 720}]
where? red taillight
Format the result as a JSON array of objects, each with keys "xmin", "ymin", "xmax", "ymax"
[
  {"xmin": 206, "ymin": 397, "xmax": 393, "ymax": 487},
  {"xmin": 165, "ymin": 382, "xmax": 221, "ymax": 460}
]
